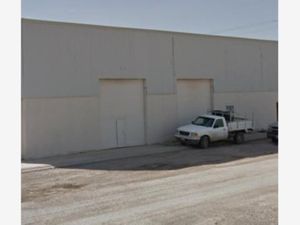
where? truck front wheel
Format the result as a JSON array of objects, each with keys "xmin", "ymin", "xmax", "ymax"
[
  {"xmin": 199, "ymin": 136, "xmax": 209, "ymax": 149},
  {"xmin": 234, "ymin": 132, "xmax": 245, "ymax": 144}
]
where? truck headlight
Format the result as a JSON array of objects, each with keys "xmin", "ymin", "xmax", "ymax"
[{"xmin": 190, "ymin": 132, "xmax": 199, "ymax": 137}]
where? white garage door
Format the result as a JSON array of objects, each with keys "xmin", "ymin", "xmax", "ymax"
[
  {"xmin": 99, "ymin": 79, "xmax": 145, "ymax": 149},
  {"xmin": 177, "ymin": 79, "xmax": 212, "ymax": 126}
]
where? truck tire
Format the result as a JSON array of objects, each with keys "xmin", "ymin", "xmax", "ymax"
[
  {"xmin": 199, "ymin": 136, "xmax": 209, "ymax": 149},
  {"xmin": 234, "ymin": 132, "xmax": 245, "ymax": 144}
]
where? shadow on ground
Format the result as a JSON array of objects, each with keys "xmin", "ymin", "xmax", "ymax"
[{"xmin": 23, "ymin": 139, "xmax": 278, "ymax": 171}]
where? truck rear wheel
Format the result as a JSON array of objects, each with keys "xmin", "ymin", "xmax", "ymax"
[
  {"xmin": 234, "ymin": 132, "xmax": 245, "ymax": 144},
  {"xmin": 199, "ymin": 136, "xmax": 209, "ymax": 149}
]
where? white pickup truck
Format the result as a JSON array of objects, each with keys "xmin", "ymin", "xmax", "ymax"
[{"xmin": 175, "ymin": 110, "xmax": 253, "ymax": 148}]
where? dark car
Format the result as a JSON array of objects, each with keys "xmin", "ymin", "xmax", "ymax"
[{"xmin": 267, "ymin": 122, "xmax": 278, "ymax": 143}]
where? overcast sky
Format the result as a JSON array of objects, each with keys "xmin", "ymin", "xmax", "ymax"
[{"xmin": 22, "ymin": 0, "xmax": 278, "ymax": 40}]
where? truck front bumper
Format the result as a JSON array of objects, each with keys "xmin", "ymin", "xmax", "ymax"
[{"xmin": 174, "ymin": 134, "xmax": 200, "ymax": 145}]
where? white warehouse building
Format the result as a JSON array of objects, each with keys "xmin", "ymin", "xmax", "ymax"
[{"xmin": 22, "ymin": 19, "xmax": 278, "ymax": 159}]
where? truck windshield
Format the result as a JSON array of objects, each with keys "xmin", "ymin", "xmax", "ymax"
[{"xmin": 192, "ymin": 116, "xmax": 215, "ymax": 127}]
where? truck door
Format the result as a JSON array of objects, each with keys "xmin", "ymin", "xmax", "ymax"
[{"xmin": 212, "ymin": 119, "xmax": 228, "ymax": 141}]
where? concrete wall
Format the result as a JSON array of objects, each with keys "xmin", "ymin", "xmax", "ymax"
[{"xmin": 22, "ymin": 19, "xmax": 278, "ymax": 159}]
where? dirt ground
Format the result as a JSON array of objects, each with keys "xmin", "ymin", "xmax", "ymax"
[{"xmin": 22, "ymin": 139, "xmax": 278, "ymax": 225}]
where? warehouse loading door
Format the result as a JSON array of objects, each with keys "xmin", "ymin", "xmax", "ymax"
[
  {"xmin": 177, "ymin": 79, "xmax": 212, "ymax": 126},
  {"xmin": 99, "ymin": 80, "xmax": 145, "ymax": 149}
]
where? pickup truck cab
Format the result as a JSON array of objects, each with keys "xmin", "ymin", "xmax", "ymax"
[{"xmin": 175, "ymin": 111, "xmax": 253, "ymax": 148}]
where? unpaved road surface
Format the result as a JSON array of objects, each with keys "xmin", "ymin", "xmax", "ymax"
[{"xmin": 22, "ymin": 140, "xmax": 278, "ymax": 225}]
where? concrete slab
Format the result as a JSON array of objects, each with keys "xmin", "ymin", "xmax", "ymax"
[
  {"xmin": 21, "ymin": 131, "xmax": 268, "ymax": 173},
  {"xmin": 22, "ymin": 163, "xmax": 54, "ymax": 173},
  {"xmin": 22, "ymin": 145, "xmax": 185, "ymax": 173}
]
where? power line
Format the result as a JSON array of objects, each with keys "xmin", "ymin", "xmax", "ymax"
[
  {"xmin": 209, "ymin": 19, "xmax": 278, "ymax": 35},
  {"xmin": 234, "ymin": 24, "xmax": 277, "ymax": 35}
]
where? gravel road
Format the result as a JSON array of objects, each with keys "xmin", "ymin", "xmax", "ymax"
[{"xmin": 22, "ymin": 140, "xmax": 278, "ymax": 225}]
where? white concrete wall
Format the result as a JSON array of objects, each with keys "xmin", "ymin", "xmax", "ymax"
[
  {"xmin": 176, "ymin": 79, "xmax": 212, "ymax": 126},
  {"xmin": 22, "ymin": 19, "xmax": 277, "ymax": 159},
  {"xmin": 174, "ymin": 34, "xmax": 277, "ymax": 92},
  {"xmin": 146, "ymin": 94, "xmax": 178, "ymax": 144},
  {"xmin": 22, "ymin": 97, "xmax": 100, "ymax": 159}
]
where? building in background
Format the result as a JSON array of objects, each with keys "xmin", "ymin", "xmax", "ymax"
[{"xmin": 22, "ymin": 19, "xmax": 278, "ymax": 159}]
